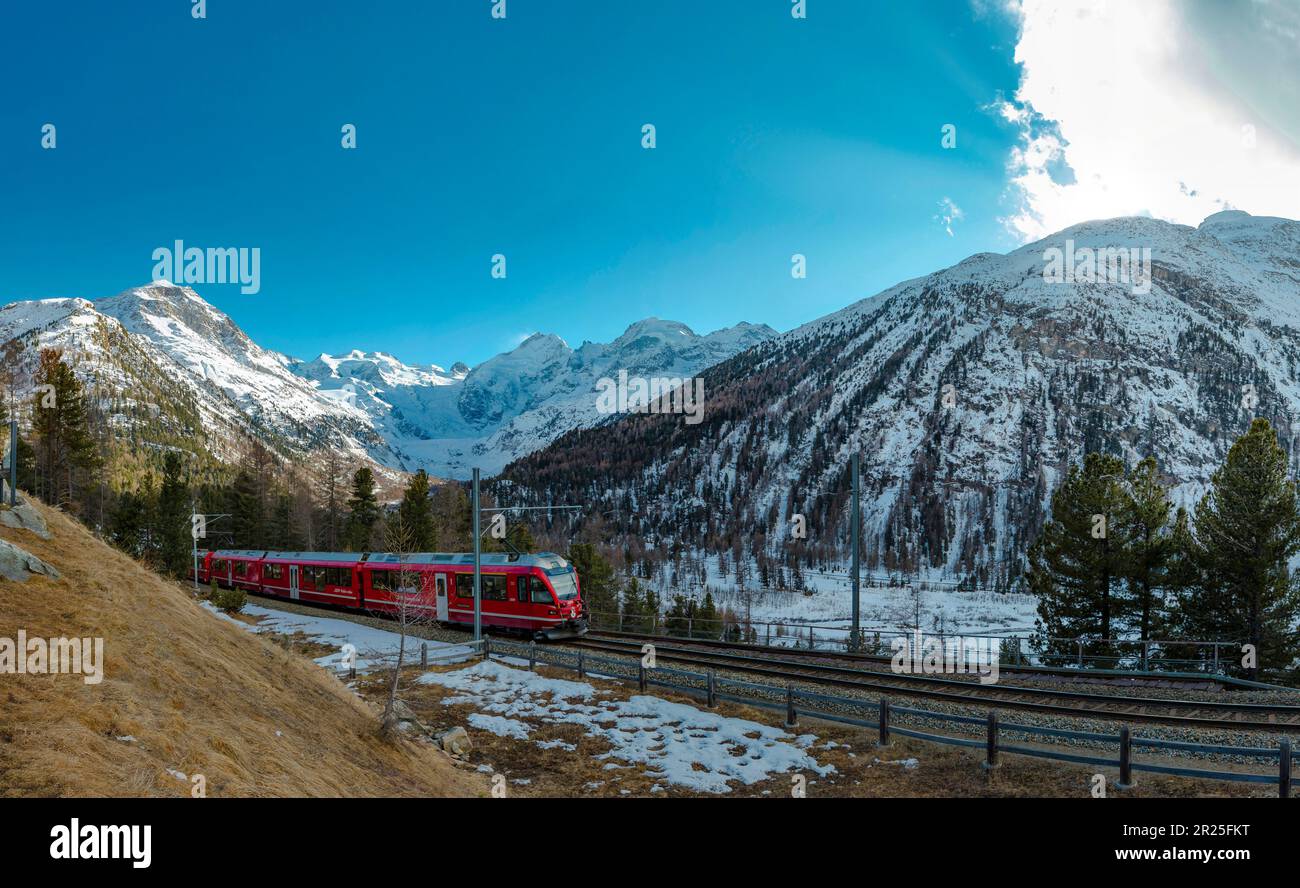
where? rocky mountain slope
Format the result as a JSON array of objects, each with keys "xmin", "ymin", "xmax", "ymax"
[{"xmin": 500, "ymin": 211, "xmax": 1300, "ymax": 589}]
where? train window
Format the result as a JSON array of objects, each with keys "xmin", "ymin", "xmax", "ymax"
[
  {"xmin": 265, "ymin": 564, "xmax": 283, "ymax": 580},
  {"xmin": 325, "ymin": 567, "xmax": 352, "ymax": 588},
  {"xmin": 516, "ymin": 577, "xmax": 528, "ymax": 603},
  {"xmin": 481, "ymin": 575, "xmax": 507, "ymax": 601},
  {"xmin": 455, "ymin": 574, "xmax": 474, "ymax": 598},
  {"xmin": 212, "ymin": 560, "xmax": 227, "ymax": 574},
  {"xmin": 546, "ymin": 567, "xmax": 580, "ymax": 601},
  {"xmin": 234, "ymin": 562, "xmax": 248, "ymax": 578},
  {"xmin": 373, "ymin": 569, "xmax": 416, "ymax": 593},
  {"xmin": 453, "ymin": 574, "xmax": 504, "ymax": 598},
  {"xmin": 528, "ymin": 576, "xmax": 555, "ymax": 605},
  {"xmin": 300, "ymin": 566, "xmax": 321, "ymax": 589}
]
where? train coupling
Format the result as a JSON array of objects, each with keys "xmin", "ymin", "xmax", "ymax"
[{"xmin": 539, "ymin": 618, "xmax": 589, "ymax": 641}]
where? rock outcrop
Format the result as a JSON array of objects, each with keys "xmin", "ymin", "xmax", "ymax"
[{"xmin": 0, "ymin": 538, "xmax": 59, "ymax": 583}]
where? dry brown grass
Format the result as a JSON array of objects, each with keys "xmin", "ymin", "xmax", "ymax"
[{"xmin": 0, "ymin": 498, "xmax": 483, "ymax": 798}]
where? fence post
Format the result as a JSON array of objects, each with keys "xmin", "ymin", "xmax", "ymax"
[
  {"xmin": 1280, "ymin": 738, "xmax": 1292, "ymax": 800},
  {"xmin": 1118, "ymin": 726, "xmax": 1134, "ymax": 789},
  {"xmin": 420, "ymin": 642, "xmax": 428, "ymax": 670},
  {"xmin": 638, "ymin": 662, "xmax": 646, "ymax": 693},
  {"xmin": 879, "ymin": 697, "xmax": 890, "ymax": 747},
  {"xmin": 785, "ymin": 684, "xmax": 796, "ymax": 727},
  {"xmin": 1077, "ymin": 637, "xmax": 1084, "ymax": 669},
  {"xmin": 984, "ymin": 710, "xmax": 999, "ymax": 770},
  {"xmin": 577, "ymin": 649, "xmax": 585, "ymax": 679},
  {"xmin": 766, "ymin": 623, "xmax": 771, "ymax": 647},
  {"xmin": 482, "ymin": 634, "xmax": 491, "ymax": 661},
  {"xmin": 1141, "ymin": 640, "xmax": 1149, "ymax": 671},
  {"xmin": 687, "ymin": 618, "xmax": 692, "ymax": 638},
  {"xmin": 707, "ymin": 669, "xmax": 716, "ymax": 708},
  {"xmin": 528, "ymin": 642, "xmax": 537, "ymax": 672}
]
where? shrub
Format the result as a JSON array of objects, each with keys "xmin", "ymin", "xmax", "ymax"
[{"xmin": 211, "ymin": 585, "xmax": 247, "ymax": 613}]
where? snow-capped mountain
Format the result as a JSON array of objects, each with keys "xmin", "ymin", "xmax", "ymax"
[
  {"xmin": 95, "ymin": 282, "xmax": 385, "ymax": 460},
  {"xmin": 285, "ymin": 316, "xmax": 777, "ymax": 477},
  {"xmin": 500, "ymin": 210, "xmax": 1300, "ymax": 588},
  {"xmin": 0, "ymin": 293, "xmax": 290, "ymax": 470},
  {"xmin": 0, "ymin": 280, "xmax": 775, "ymax": 481}
]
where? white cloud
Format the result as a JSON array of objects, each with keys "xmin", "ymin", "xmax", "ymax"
[
  {"xmin": 997, "ymin": 0, "xmax": 1300, "ymax": 242},
  {"xmin": 935, "ymin": 197, "xmax": 965, "ymax": 237}
]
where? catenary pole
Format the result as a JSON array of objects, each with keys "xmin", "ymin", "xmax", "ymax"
[
  {"xmin": 8, "ymin": 420, "xmax": 17, "ymax": 506},
  {"xmin": 851, "ymin": 451, "xmax": 861, "ymax": 651},
  {"xmin": 473, "ymin": 467, "xmax": 482, "ymax": 641}
]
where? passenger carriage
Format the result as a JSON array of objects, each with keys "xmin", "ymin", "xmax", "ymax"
[
  {"xmin": 193, "ymin": 549, "xmax": 587, "ymax": 640},
  {"xmin": 260, "ymin": 551, "xmax": 363, "ymax": 607}
]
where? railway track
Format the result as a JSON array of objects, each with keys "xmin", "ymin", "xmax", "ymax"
[
  {"xmin": 564, "ymin": 635, "xmax": 1300, "ymax": 734},
  {"xmin": 581, "ymin": 628, "xmax": 1268, "ymax": 690}
]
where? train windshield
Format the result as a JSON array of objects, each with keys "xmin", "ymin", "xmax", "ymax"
[{"xmin": 545, "ymin": 567, "xmax": 580, "ymax": 600}]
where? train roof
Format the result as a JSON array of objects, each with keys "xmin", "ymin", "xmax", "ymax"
[
  {"xmin": 257, "ymin": 551, "xmax": 364, "ymax": 564},
  {"xmin": 226, "ymin": 550, "xmax": 572, "ymax": 568},
  {"xmin": 367, "ymin": 552, "xmax": 570, "ymax": 568}
]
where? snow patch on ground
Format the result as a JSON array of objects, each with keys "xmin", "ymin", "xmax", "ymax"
[
  {"xmin": 468, "ymin": 713, "xmax": 532, "ymax": 740},
  {"xmin": 419, "ymin": 659, "xmax": 835, "ymax": 793},
  {"xmin": 201, "ymin": 600, "xmax": 475, "ymax": 674}
]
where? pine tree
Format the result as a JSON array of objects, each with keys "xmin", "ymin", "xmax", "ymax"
[
  {"xmin": 695, "ymin": 592, "xmax": 720, "ymax": 639},
  {"xmin": 156, "ymin": 451, "xmax": 191, "ymax": 576},
  {"xmin": 345, "ymin": 467, "xmax": 381, "ymax": 551},
  {"xmin": 431, "ymin": 482, "xmax": 471, "ymax": 551},
  {"xmin": 228, "ymin": 469, "xmax": 264, "ymax": 549},
  {"xmin": 1119, "ymin": 456, "xmax": 1173, "ymax": 641},
  {"xmin": 568, "ymin": 542, "xmax": 616, "ymax": 627},
  {"xmin": 30, "ymin": 349, "xmax": 98, "ymax": 511},
  {"xmin": 620, "ymin": 577, "xmax": 647, "ymax": 632},
  {"xmin": 396, "ymin": 470, "xmax": 436, "ymax": 550},
  {"xmin": 1183, "ymin": 418, "xmax": 1300, "ymax": 678},
  {"xmin": 269, "ymin": 494, "xmax": 293, "ymax": 550},
  {"xmin": 1027, "ymin": 452, "xmax": 1130, "ymax": 659},
  {"xmin": 135, "ymin": 472, "xmax": 160, "ymax": 564},
  {"xmin": 664, "ymin": 595, "xmax": 692, "ymax": 637},
  {"xmin": 109, "ymin": 489, "xmax": 149, "ymax": 557},
  {"xmin": 319, "ymin": 448, "xmax": 345, "ymax": 550}
]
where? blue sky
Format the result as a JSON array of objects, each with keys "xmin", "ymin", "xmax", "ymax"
[{"xmin": 3, "ymin": 1, "xmax": 1294, "ymax": 368}]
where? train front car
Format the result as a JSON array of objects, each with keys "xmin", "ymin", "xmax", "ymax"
[{"xmin": 532, "ymin": 553, "xmax": 588, "ymax": 640}]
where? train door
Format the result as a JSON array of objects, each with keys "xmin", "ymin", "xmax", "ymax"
[
  {"xmin": 521, "ymin": 574, "xmax": 555, "ymax": 627},
  {"xmin": 290, "ymin": 565, "xmax": 300, "ymax": 601},
  {"xmin": 435, "ymin": 574, "xmax": 448, "ymax": 622}
]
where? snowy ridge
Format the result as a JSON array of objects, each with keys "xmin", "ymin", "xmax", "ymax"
[
  {"xmin": 0, "ymin": 281, "xmax": 774, "ymax": 481},
  {"xmin": 503, "ymin": 210, "xmax": 1300, "ymax": 587},
  {"xmin": 283, "ymin": 315, "xmax": 776, "ymax": 478}
]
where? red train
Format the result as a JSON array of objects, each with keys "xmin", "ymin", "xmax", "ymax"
[{"xmin": 192, "ymin": 548, "xmax": 587, "ymax": 640}]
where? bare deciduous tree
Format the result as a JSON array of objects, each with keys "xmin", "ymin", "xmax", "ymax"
[{"xmin": 375, "ymin": 516, "xmax": 438, "ymax": 737}]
